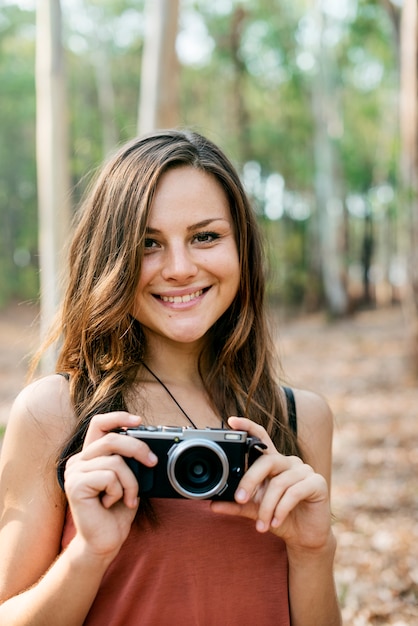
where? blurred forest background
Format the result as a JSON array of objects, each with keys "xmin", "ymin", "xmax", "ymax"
[
  {"xmin": 1, "ymin": 0, "xmax": 418, "ymax": 623},
  {"xmin": 2, "ymin": 0, "xmax": 418, "ymax": 322}
]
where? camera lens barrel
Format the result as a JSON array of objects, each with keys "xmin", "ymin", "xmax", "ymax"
[{"xmin": 167, "ymin": 439, "xmax": 229, "ymax": 499}]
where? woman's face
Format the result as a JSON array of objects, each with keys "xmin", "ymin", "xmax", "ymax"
[{"xmin": 131, "ymin": 166, "xmax": 240, "ymax": 350}]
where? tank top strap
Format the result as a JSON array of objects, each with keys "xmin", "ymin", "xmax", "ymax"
[{"xmin": 283, "ymin": 386, "xmax": 297, "ymax": 436}]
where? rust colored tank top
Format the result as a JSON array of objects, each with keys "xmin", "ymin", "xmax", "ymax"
[{"xmin": 61, "ymin": 498, "xmax": 290, "ymax": 625}]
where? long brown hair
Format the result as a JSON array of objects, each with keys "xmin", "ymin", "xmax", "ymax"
[{"xmin": 43, "ymin": 129, "xmax": 302, "ymax": 476}]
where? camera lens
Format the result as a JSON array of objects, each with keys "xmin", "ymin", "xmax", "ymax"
[{"xmin": 167, "ymin": 439, "xmax": 229, "ymax": 499}]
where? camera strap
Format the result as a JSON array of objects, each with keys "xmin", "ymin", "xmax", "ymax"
[
  {"xmin": 248, "ymin": 438, "xmax": 268, "ymax": 466},
  {"xmin": 140, "ymin": 361, "xmax": 201, "ymax": 429}
]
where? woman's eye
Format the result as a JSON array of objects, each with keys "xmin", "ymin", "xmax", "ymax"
[
  {"xmin": 194, "ymin": 231, "xmax": 220, "ymax": 244},
  {"xmin": 143, "ymin": 238, "xmax": 159, "ymax": 250}
]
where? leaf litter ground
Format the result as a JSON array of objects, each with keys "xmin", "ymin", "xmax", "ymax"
[{"xmin": 278, "ymin": 305, "xmax": 418, "ymax": 625}]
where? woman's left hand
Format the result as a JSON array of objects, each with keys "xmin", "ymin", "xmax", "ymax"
[{"xmin": 211, "ymin": 416, "xmax": 332, "ymax": 552}]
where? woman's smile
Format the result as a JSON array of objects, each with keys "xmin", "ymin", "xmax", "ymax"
[{"xmin": 155, "ymin": 287, "xmax": 207, "ymax": 305}]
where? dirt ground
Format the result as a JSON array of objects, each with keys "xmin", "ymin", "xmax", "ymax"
[{"xmin": 0, "ymin": 302, "xmax": 417, "ymax": 624}]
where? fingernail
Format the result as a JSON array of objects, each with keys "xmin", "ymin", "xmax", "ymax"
[
  {"xmin": 235, "ymin": 488, "xmax": 247, "ymax": 502},
  {"xmin": 256, "ymin": 520, "xmax": 266, "ymax": 532},
  {"xmin": 148, "ymin": 452, "xmax": 158, "ymax": 464}
]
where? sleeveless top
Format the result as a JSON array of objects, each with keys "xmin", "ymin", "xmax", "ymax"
[
  {"xmin": 60, "ymin": 387, "xmax": 297, "ymax": 625},
  {"xmin": 61, "ymin": 500, "xmax": 290, "ymax": 625}
]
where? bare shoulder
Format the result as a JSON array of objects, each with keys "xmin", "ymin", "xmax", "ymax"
[
  {"xmin": 292, "ymin": 388, "xmax": 334, "ymax": 487},
  {"xmin": 1, "ymin": 373, "xmax": 75, "ymax": 497},
  {"xmin": 292, "ymin": 388, "xmax": 334, "ymax": 437},
  {"xmin": 8, "ymin": 373, "xmax": 75, "ymax": 436},
  {"xmin": 1, "ymin": 373, "xmax": 75, "ymax": 498}
]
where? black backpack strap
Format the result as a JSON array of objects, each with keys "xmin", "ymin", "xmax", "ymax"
[{"xmin": 283, "ymin": 386, "xmax": 297, "ymax": 436}]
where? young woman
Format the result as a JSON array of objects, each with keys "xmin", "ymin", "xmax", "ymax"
[{"xmin": 0, "ymin": 130, "xmax": 341, "ymax": 625}]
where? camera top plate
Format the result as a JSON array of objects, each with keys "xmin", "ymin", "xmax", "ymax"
[{"xmin": 118, "ymin": 425, "xmax": 249, "ymax": 443}]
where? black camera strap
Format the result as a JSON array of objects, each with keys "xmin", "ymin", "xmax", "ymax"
[
  {"xmin": 248, "ymin": 437, "xmax": 268, "ymax": 465},
  {"xmin": 140, "ymin": 362, "xmax": 200, "ymax": 429}
]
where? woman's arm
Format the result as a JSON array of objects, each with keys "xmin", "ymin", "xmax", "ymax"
[
  {"xmin": 287, "ymin": 390, "xmax": 341, "ymax": 626},
  {"xmin": 0, "ymin": 539, "xmax": 116, "ymax": 626},
  {"xmin": 0, "ymin": 376, "xmax": 113, "ymax": 625},
  {"xmin": 0, "ymin": 376, "xmax": 156, "ymax": 625},
  {"xmin": 211, "ymin": 390, "xmax": 341, "ymax": 626}
]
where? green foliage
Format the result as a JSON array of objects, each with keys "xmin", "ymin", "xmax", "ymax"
[
  {"xmin": 0, "ymin": 0, "xmax": 402, "ymax": 311},
  {"xmin": 0, "ymin": 5, "xmax": 38, "ymax": 305},
  {"xmin": 338, "ymin": 0, "xmax": 398, "ymax": 192},
  {"xmin": 261, "ymin": 217, "xmax": 312, "ymax": 307}
]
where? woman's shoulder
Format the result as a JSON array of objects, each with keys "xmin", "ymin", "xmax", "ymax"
[
  {"xmin": 292, "ymin": 388, "xmax": 334, "ymax": 432},
  {"xmin": 1, "ymin": 374, "xmax": 75, "ymax": 508},
  {"xmin": 291, "ymin": 388, "xmax": 334, "ymax": 484},
  {"xmin": 7, "ymin": 373, "xmax": 75, "ymax": 443}
]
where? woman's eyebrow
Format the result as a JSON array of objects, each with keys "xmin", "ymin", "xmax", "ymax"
[
  {"xmin": 187, "ymin": 218, "xmax": 229, "ymax": 231},
  {"xmin": 145, "ymin": 218, "xmax": 229, "ymax": 235},
  {"xmin": 144, "ymin": 226, "xmax": 161, "ymax": 235}
]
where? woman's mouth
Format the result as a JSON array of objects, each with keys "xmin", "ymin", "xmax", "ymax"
[{"xmin": 157, "ymin": 288, "xmax": 206, "ymax": 304}]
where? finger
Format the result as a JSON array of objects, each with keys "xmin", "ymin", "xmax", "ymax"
[
  {"xmin": 227, "ymin": 416, "xmax": 276, "ymax": 453},
  {"xmin": 270, "ymin": 473, "xmax": 328, "ymax": 528},
  {"xmin": 66, "ymin": 453, "xmax": 140, "ymax": 509},
  {"xmin": 100, "ymin": 466, "xmax": 138, "ymax": 510},
  {"xmin": 80, "ymin": 431, "xmax": 158, "ymax": 468},
  {"xmin": 84, "ymin": 412, "xmax": 143, "ymax": 446},
  {"xmin": 234, "ymin": 453, "xmax": 304, "ymax": 504},
  {"xmin": 210, "ymin": 499, "xmax": 259, "ymax": 521},
  {"xmin": 94, "ymin": 469, "xmax": 125, "ymax": 509},
  {"xmin": 254, "ymin": 466, "xmax": 315, "ymax": 531}
]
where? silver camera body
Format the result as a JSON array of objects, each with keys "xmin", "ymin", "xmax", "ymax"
[{"xmin": 119, "ymin": 425, "xmax": 265, "ymax": 500}]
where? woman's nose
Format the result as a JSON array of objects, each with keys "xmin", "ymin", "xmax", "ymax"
[{"xmin": 161, "ymin": 244, "xmax": 198, "ymax": 281}]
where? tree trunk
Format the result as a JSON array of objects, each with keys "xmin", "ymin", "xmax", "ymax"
[
  {"xmin": 399, "ymin": 0, "xmax": 418, "ymax": 367},
  {"xmin": 311, "ymin": 2, "xmax": 348, "ymax": 317},
  {"xmin": 229, "ymin": 6, "xmax": 251, "ymax": 163},
  {"xmin": 36, "ymin": 0, "xmax": 71, "ymax": 371},
  {"xmin": 138, "ymin": 0, "xmax": 180, "ymax": 134},
  {"xmin": 93, "ymin": 44, "xmax": 118, "ymax": 157}
]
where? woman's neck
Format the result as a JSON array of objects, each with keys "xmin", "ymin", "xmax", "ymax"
[{"xmin": 142, "ymin": 336, "xmax": 204, "ymax": 387}]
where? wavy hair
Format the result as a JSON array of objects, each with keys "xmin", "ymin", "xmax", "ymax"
[{"xmin": 42, "ymin": 129, "xmax": 302, "ymax": 476}]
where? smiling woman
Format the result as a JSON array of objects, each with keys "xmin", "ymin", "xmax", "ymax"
[{"xmin": 0, "ymin": 129, "xmax": 341, "ymax": 625}]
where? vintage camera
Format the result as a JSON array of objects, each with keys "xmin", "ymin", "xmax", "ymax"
[{"xmin": 118, "ymin": 425, "xmax": 266, "ymax": 500}]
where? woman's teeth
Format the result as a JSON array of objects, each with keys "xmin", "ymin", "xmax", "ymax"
[{"xmin": 160, "ymin": 289, "xmax": 203, "ymax": 303}]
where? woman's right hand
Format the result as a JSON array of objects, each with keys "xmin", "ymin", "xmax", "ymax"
[{"xmin": 64, "ymin": 412, "xmax": 158, "ymax": 562}]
